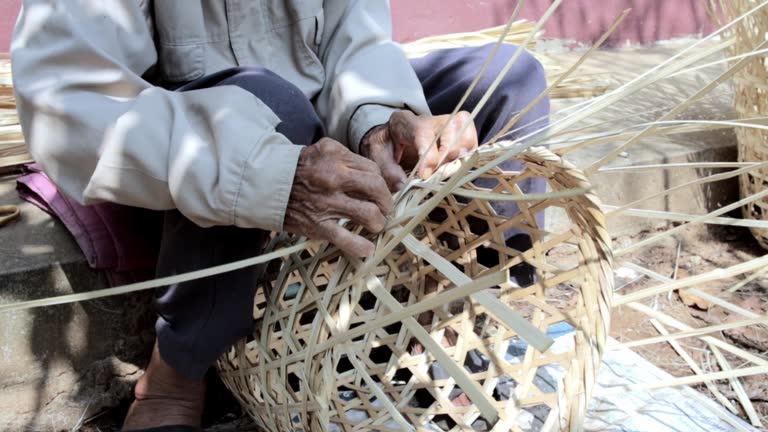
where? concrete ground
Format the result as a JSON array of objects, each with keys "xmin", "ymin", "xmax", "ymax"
[{"xmin": 0, "ymin": 39, "xmax": 743, "ymax": 430}]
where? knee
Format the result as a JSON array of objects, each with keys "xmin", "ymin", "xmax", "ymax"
[
  {"xmin": 217, "ymin": 67, "xmax": 323, "ymax": 145},
  {"xmin": 484, "ymin": 44, "xmax": 547, "ymax": 92}
]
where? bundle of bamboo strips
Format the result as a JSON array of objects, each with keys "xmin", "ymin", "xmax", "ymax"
[
  {"xmin": 0, "ymin": 53, "xmax": 31, "ymax": 171},
  {"xmin": 403, "ymin": 21, "xmax": 615, "ymax": 99}
]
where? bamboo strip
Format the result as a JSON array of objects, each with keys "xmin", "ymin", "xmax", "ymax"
[
  {"xmin": 585, "ymin": 40, "xmax": 768, "ymax": 175},
  {"xmin": 709, "ymin": 343, "xmax": 763, "ymax": 427},
  {"xmin": 596, "ymin": 365, "xmax": 768, "ymax": 395},
  {"xmin": 610, "ymin": 317, "xmax": 768, "ymax": 350},
  {"xmin": 616, "ymin": 188, "xmax": 768, "ymax": 257},
  {"xmin": 604, "ymin": 207, "xmax": 768, "ymax": 229},
  {"xmin": 622, "ymin": 262, "xmax": 765, "ymax": 323},
  {"xmin": 401, "ymin": 233, "xmax": 554, "ymax": 352},
  {"xmin": 625, "ymin": 302, "xmax": 768, "ymax": 366},
  {"xmin": 727, "ymin": 267, "xmax": 768, "ymax": 293},
  {"xmin": 615, "ymin": 254, "xmax": 768, "ymax": 305},
  {"xmin": 606, "ymin": 160, "xmax": 768, "ymax": 218},
  {"xmin": 486, "ymin": 9, "xmax": 631, "ymax": 145},
  {"xmin": 649, "ymin": 319, "xmax": 739, "ymax": 414},
  {"xmin": 0, "ymin": 241, "xmax": 310, "ymax": 312}
]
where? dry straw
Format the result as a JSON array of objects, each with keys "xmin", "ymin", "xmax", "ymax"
[{"xmin": 0, "ymin": 53, "xmax": 31, "ymax": 171}]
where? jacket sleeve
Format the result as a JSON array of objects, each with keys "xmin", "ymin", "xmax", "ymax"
[
  {"xmin": 11, "ymin": 0, "xmax": 302, "ymax": 232},
  {"xmin": 316, "ymin": 0, "xmax": 432, "ymax": 153}
]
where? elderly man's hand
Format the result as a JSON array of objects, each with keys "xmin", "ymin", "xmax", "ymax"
[
  {"xmin": 360, "ymin": 110, "xmax": 478, "ymax": 191},
  {"xmin": 284, "ymin": 138, "xmax": 393, "ymax": 257}
]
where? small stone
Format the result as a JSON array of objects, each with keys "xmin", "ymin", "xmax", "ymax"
[{"xmin": 679, "ymin": 287, "xmax": 716, "ymax": 310}]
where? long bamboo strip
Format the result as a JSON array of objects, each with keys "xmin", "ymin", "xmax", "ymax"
[
  {"xmin": 604, "ymin": 207, "xmax": 768, "ymax": 229},
  {"xmin": 615, "ymin": 254, "xmax": 768, "ymax": 305},
  {"xmin": 727, "ymin": 267, "xmax": 768, "ymax": 293},
  {"xmin": 621, "ymin": 262, "xmax": 765, "ymax": 323},
  {"xmin": 624, "ymin": 302, "xmax": 768, "ymax": 367},
  {"xmin": 616, "ymin": 188, "xmax": 768, "ymax": 257},
  {"xmin": 610, "ymin": 317, "xmax": 768, "ymax": 350},
  {"xmin": 486, "ymin": 9, "xmax": 631, "ymax": 145},
  {"xmin": 709, "ymin": 343, "xmax": 763, "ymax": 427},
  {"xmin": 597, "ymin": 365, "xmax": 768, "ymax": 395},
  {"xmin": 649, "ymin": 320, "xmax": 739, "ymax": 414},
  {"xmin": 585, "ymin": 40, "xmax": 768, "ymax": 175},
  {"xmin": 0, "ymin": 240, "xmax": 310, "ymax": 312}
]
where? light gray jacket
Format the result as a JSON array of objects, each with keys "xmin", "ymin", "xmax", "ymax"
[{"xmin": 11, "ymin": 0, "xmax": 430, "ymax": 232}]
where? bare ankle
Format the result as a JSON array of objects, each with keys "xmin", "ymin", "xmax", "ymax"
[{"xmin": 122, "ymin": 342, "xmax": 206, "ymax": 430}]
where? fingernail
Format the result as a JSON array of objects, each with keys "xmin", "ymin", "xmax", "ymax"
[{"xmin": 423, "ymin": 168, "xmax": 434, "ymax": 179}]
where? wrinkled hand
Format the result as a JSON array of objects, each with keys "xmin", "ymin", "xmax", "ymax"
[
  {"xmin": 284, "ymin": 138, "xmax": 393, "ymax": 257},
  {"xmin": 360, "ymin": 111, "xmax": 479, "ymax": 189}
]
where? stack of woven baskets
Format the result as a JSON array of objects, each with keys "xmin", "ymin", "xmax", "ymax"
[{"xmin": 728, "ymin": 0, "xmax": 768, "ymax": 248}]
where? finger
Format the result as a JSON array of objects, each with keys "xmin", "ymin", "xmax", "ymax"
[
  {"xmin": 457, "ymin": 112, "xmax": 479, "ymax": 154},
  {"xmin": 370, "ymin": 148, "xmax": 407, "ymax": 192},
  {"xmin": 438, "ymin": 119, "xmax": 461, "ymax": 163},
  {"xmin": 346, "ymin": 151, "xmax": 382, "ymax": 174},
  {"xmin": 380, "ymin": 158, "xmax": 408, "ymax": 192},
  {"xmin": 340, "ymin": 171, "xmax": 394, "ymax": 216},
  {"xmin": 318, "ymin": 220, "xmax": 376, "ymax": 257},
  {"xmin": 418, "ymin": 138, "xmax": 441, "ymax": 180},
  {"xmin": 362, "ymin": 139, "xmax": 407, "ymax": 191},
  {"xmin": 331, "ymin": 193, "xmax": 387, "ymax": 233},
  {"xmin": 391, "ymin": 111, "xmax": 436, "ymax": 168}
]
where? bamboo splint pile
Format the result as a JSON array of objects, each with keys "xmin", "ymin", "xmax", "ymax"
[
  {"xmin": 0, "ymin": 53, "xmax": 30, "ymax": 171},
  {"xmin": 402, "ymin": 21, "xmax": 615, "ymax": 99}
]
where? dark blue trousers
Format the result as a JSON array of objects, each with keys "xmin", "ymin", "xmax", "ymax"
[{"xmin": 155, "ymin": 44, "xmax": 550, "ymax": 379}]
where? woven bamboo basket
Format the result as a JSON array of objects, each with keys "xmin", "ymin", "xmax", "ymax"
[
  {"xmin": 216, "ymin": 147, "xmax": 613, "ymax": 431},
  {"xmin": 727, "ymin": 0, "xmax": 768, "ymax": 248}
]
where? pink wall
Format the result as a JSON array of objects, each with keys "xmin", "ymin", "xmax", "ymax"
[
  {"xmin": 391, "ymin": 0, "xmax": 714, "ymax": 45},
  {"xmin": 1, "ymin": 0, "xmax": 713, "ymax": 52},
  {"xmin": 1, "ymin": 0, "xmax": 19, "ymax": 52}
]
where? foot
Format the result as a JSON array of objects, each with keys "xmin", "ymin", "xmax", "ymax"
[{"xmin": 122, "ymin": 342, "xmax": 206, "ymax": 431}]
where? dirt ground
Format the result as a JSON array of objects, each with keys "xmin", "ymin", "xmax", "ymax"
[{"xmin": 611, "ymin": 221, "xmax": 768, "ymax": 427}]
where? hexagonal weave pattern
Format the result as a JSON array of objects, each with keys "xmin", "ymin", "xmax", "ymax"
[{"xmin": 217, "ymin": 147, "xmax": 613, "ymax": 431}]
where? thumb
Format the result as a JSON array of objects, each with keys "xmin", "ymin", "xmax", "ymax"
[
  {"xmin": 368, "ymin": 139, "xmax": 408, "ymax": 192},
  {"xmin": 319, "ymin": 220, "xmax": 376, "ymax": 258},
  {"xmin": 378, "ymin": 154, "xmax": 408, "ymax": 192}
]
